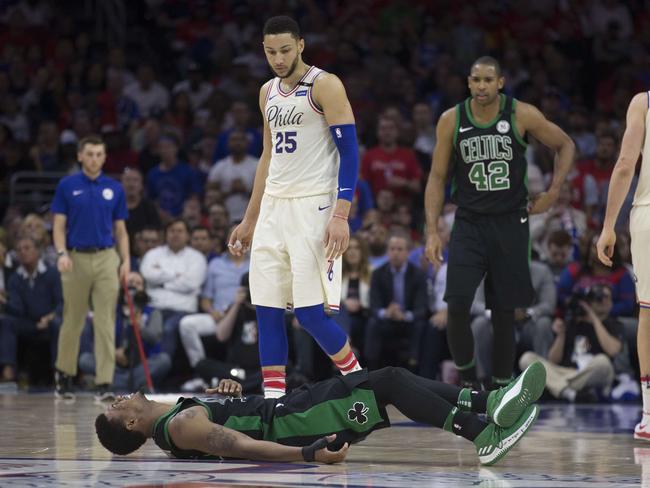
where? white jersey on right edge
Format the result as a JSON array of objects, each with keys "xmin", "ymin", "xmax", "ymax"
[
  {"xmin": 263, "ymin": 66, "xmax": 339, "ymax": 198},
  {"xmin": 634, "ymin": 91, "xmax": 650, "ymax": 207}
]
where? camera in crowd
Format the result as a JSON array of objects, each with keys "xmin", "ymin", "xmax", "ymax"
[{"xmin": 565, "ymin": 284, "xmax": 610, "ymax": 320}]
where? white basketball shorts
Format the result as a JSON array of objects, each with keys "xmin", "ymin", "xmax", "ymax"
[
  {"xmin": 249, "ymin": 192, "xmax": 342, "ymax": 312},
  {"xmin": 630, "ymin": 205, "xmax": 650, "ymax": 308}
]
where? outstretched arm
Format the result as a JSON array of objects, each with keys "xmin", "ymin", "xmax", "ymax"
[{"xmin": 168, "ymin": 409, "xmax": 348, "ymax": 463}]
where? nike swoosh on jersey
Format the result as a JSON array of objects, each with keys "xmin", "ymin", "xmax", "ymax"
[
  {"xmin": 459, "ymin": 126, "xmax": 473, "ymax": 133},
  {"xmin": 520, "ymin": 217, "xmax": 528, "ymax": 223},
  {"xmin": 318, "ymin": 205, "xmax": 331, "ymax": 211},
  {"xmin": 268, "ymin": 94, "xmax": 278, "ymax": 100}
]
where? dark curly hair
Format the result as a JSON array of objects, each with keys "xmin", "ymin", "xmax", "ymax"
[{"xmin": 95, "ymin": 413, "xmax": 147, "ymax": 455}]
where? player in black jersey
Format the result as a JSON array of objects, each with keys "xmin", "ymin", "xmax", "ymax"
[
  {"xmin": 425, "ymin": 56, "xmax": 574, "ymax": 389},
  {"xmin": 95, "ymin": 362, "xmax": 547, "ymax": 466}
]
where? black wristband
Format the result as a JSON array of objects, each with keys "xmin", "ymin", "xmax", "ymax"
[{"xmin": 301, "ymin": 436, "xmax": 329, "ymax": 462}]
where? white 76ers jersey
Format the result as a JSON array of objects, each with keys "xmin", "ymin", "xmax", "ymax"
[{"xmin": 263, "ymin": 66, "xmax": 339, "ymax": 198}]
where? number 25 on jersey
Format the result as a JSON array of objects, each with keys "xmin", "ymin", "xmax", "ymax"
[{"xmin": 275, "ymin": 131, "xmax": 297, "ymax": 154}]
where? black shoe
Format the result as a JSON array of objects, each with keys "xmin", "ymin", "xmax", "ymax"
[
  {"xmin": 94, "ymin": 384, "xmax": 116, "ymax": 403},
  {"xmin": 54, "ymin": 370, "xmax": 76, "ymax": 400}
]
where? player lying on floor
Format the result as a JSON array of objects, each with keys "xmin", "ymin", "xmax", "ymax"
[{"xmin": 95, "ymin": 363, "xmax": 545, "ymax": 466}]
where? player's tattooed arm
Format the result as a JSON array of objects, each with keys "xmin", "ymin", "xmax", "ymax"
[{"xmin": 206, "ymin": 424, "xmax": 237, "ymax": 453}]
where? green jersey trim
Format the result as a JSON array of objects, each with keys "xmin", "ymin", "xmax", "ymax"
[
  {"xmin": 465, "ymin": 94, "xmax": 505, "ymax": 129},
  {"xmin": 511, "ymin": 99, "xmax": 527, "ymax": 148},
  {"xmin": 453, "ymin": 104, "xmax": 460, "ymax": 147}
]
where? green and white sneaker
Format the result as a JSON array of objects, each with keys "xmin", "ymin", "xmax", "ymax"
[
  {"xmin": 487, "ymin": 361, "xmax": 546, "ymax": 428},
  {"xmin": 474, "ymin": 404, "xmax": 539, "ymax": 466}
]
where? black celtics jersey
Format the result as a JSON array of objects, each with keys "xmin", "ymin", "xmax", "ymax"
[
  {"xmin": 450, "ymin": 95, "xmax": 528, "ymax": 214},
  {"xmin": 152, "ymin": 370, "xmax": 390, "ymax": 459}
]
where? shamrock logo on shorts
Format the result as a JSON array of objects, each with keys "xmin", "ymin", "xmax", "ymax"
[{"xmin": 347, "ymin": 401, "xmax": 369, "ymax": 424}]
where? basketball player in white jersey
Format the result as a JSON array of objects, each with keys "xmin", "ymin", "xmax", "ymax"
[
  {"xmin": 228, "ymin": 16, "xmax": 362, "ymax": 397},
  {"xmin": 597, "ymin": 92, "xmax": 650, "ymax": 440}
]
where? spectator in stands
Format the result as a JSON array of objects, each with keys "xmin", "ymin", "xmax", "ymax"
[
  {"xmin": 366, "ymin": 223, "xmax": 389, "ymax": 269},
  {"xmin": 189, "ymin": 226, "xmax": 217, "ymax": 262},
  {"xmin": 558, "ymin": 235, "xmax": 636, "ymax": 318},
  {"xmin": 181, "ymin": 197, "xmax": 203, "ymax": 229},
  {"xmin": 29, "ymin": 120, "xmax": 60, "ymax": 172},
  {"xmin": 212, "ymin": 101, "xmax": 263, "ymax": 162},
  {"xmin": 207, "ymin": 129, "xmax": 258, "ymax": 223},
  {"xmin": 0, "ymin": 236, "xmax": 62, "ymax": 384},
  {"xmin": 96, "ymin": 72, "xmax": 140, "ymax": 133},
  {"xmin": 20, "ymin": 213, "xmax": 56, "ymax": 266},
  {"xmin": 172, "ymin": 62, "xmax": 213, "ymax": 112},
  {"xmin": 132, "ymin": 226, "xmax": 162, "ymax": 272},
  {"xmin": 365, "ymin": 232, "xmax": 428, "ymax": 371},
  {"xmin": 336, "ymin": 235, "xmax": 371, "ymax": 356},
  {"xmin": 567, "ymin": 107, "xmax": 596, "ymax": 160},
  {"xmin": 122, "ymin": 167, "xmax": 161, "ymax": 240},
  {"xmin": 375, "ymin": 189, "xmax": 396, "ymax": 228},
  {"xmin": 145, "ymin": 134, "xmax": 201, "ymax": 218},
  {"xmin": 575, "ymin": 130, "xmax": 618, "ymax": 224},
  {"xmin": 530, "ymin": 181, "xmax": 587, "ymax": 260},
  {"xmin": 544, "ymin": 230, "xmax": 575, "ymax": 281},
  {"xmin": 134, "ymin": 118, "xmax": 162, "ymax": 175},
  {"xmin": 178, "ymin": 228, "xmax": 249, "ymax": 390},
  {"xmin": 191, "ymin": 273, "xmax": 263, "ymax": 394},
  {"xmin": 78, "ymin": 272, "xmax": 171, "ymax": 391},
  {"xmin": 123, "ymin": 65, "xmax": 170, "ymax": 118},
  {"xmin": 362, "ymin": 117, "xmax": 422, "ymax": 204},
  {"xmin": 206, "ymin": 203, "xmax": 230, "ymax": 254},
  {"xmin": 140, "ymin": 219, "xmax": 207, "ymax": 364},
  {"xmin": 471, "ymin": 260, "xmax": 556, "ymax": 385},
  {"xmin": 412, "ymin": 102, "xmax": 436, "ymax": 170},
  {"xmin": 520, "ymin": 283, "xmax": 622, "ymax": 402}
]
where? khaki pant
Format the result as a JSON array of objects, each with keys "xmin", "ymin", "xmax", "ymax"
[
  {"xmin": 55, "ymin": 249, "xmax": 120, "ymax": 385},
  {"xmin": 519, "ymin": 351, "xmax": 615, "ymax": 398}
]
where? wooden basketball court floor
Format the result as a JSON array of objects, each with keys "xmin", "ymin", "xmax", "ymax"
[{"xmin": 1, "ymin": 393, "xmax": 648, "ymax": 487}]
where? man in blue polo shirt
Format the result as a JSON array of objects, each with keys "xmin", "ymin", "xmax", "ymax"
[{"xmin": 51, "ymin": 135, "xmax": 130, "ymax": 401}]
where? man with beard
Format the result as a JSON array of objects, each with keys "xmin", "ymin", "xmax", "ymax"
[
  {"xmin": 425, "ymin": 56, "xmax": 575, "ymax": 390},
  {"xmin": 228, "ymin": 16, "xmax": 362, "ymax": 398}
]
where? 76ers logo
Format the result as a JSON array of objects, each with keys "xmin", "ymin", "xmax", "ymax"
[{"xmin": 326, "ymin": 259, "xmax": 334, "ymax": 282}]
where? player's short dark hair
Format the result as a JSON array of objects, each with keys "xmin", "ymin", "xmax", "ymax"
[
  {"xmin": 78, "ymin": 135, "xmax": 105, "ymax": 152},
  {"xmin": 165, "ymin": 219, "xmax": 190, "ymax": 234},
  {"xmin": 95, "ymin": 413, "xmax": 146, "ymax": 455},
  {"xmin": 263, "ymin": 15, "xmax": 301, "ymax": 39},
  {"xmin": 547, "ymin": 230, "xmax": 572, "ymax": 248},
  {"xmin": 471, "ymin": 56, "xmax": 502, "ymax": 77},
  {"xmin": 191, "ymin": 225, "xmax": 211, "ymax": 236}
]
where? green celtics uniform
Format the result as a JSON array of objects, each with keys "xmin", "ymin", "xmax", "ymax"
[
  {"xmin": 444, "ymin": 94, "xmax": 533, "ymax": 309},
  {"xmin": 153, "ymin": 369, "xmax": 390, "ymax": 459},
  {"xmin": 451, "ymin": 94, "xmax": 528, "ymax": 215}
]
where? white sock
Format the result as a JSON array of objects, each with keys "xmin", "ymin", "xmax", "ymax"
[{"xmin": 642, "ymin": 376, "xmax": 650, "ymax": 421}]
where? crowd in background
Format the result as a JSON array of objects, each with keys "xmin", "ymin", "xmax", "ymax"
[{"xmin": 0, "ymin": 0, "xmax": 646, "ymax": 399}]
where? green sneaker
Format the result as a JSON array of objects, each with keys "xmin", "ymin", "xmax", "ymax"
[
  {"xmin": 486, "ymin": 361, "xmax": 546, "ymax": 428},
  {"xmin": 474, "ymin": 404, "xmax": 539, "ymax": 466}
]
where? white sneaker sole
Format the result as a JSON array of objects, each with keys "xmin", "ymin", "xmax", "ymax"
[{"xmin": 480, "ymin": 405, "xmax": 539, "ymax": 466}]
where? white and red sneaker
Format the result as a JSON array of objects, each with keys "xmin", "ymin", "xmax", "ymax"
[{"xmin": 635, "ymin": 420, "xmax": 650, "ymax": 441}]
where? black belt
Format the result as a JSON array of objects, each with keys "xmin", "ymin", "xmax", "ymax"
[{"xmin": 69, "ymin": 246, "xmax": 112, "ymax": 253}]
